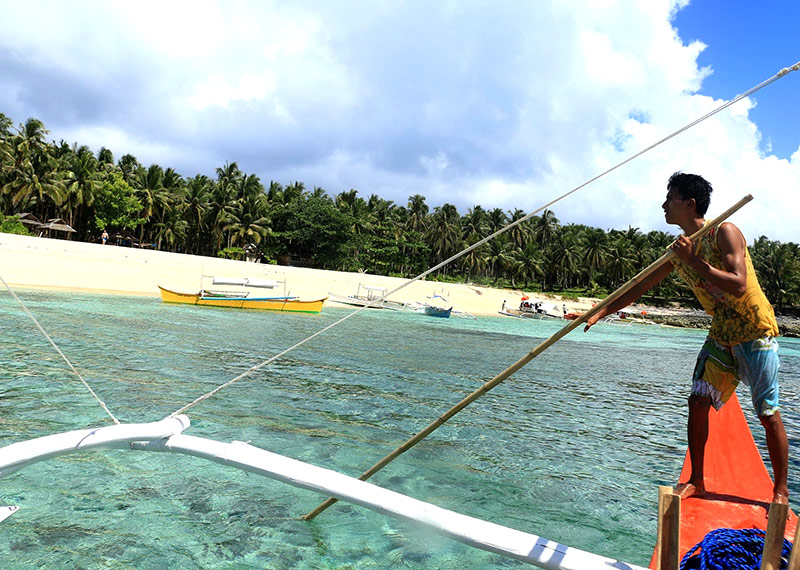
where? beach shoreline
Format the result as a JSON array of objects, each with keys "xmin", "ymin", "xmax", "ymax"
[
  {"xmin": 4, "ymin": 233, "xmax": 797, "ymax": 335},
  {"xmin": 0, "ymin": 233, "xmax": 595, "ymax": 317}
]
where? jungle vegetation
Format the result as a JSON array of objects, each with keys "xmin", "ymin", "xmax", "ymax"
[{"xmin": 2, "ymin": 113, "xmax": 799, "ymax": 309}]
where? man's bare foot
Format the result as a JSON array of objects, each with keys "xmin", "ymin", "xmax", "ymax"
[{"xmin": 674, "ymin": 482, "xmax": 706, "ymax": 499}]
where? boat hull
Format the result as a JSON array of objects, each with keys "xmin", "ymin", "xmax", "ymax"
[
  {"xmin": 648, "ymin": 392, "xmax": 797, "ymax": 567},
  {"xmin": 423, "ymin": 306, "xmax": 452, "ymax": 318},
  {"xmin": 499, "ymin": 308, "xmax": 561, "ymax": 319},
  {"xmin": 158, "ymin": 286, "xmax": 326, "ymax": 314},
  {"xmin": 327, "ymin": 293, "xmax": 406, "ymax": 311}
]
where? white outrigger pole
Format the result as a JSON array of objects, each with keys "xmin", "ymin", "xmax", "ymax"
[
  {"xmin": 0, "ymin": 506, "xmax": 18, "ymax": 523},
  {"xmin": 0, "ymin": 418, "xmax": 648, "ymax": 570}
]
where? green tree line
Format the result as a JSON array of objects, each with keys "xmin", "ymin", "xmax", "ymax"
[{"xmin": 2, "ymin": 113, "xmax": 799, "ymax": 309}]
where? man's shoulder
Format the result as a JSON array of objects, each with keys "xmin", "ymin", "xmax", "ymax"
[{"xmin": 714, "ymin": 222, "xmax": 746, "ymax": 252}]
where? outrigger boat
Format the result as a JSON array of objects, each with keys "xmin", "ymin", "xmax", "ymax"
[
  {"xmin": 327, "ymin": 283, "xmax": 408, "ymax": 311},
  {"xmin": 158, "ymin": 276, "xmax": 327, "ymax": 314},
  {"xmin": 499, "ymin": 300, "xmax": 563, "ymax": 320}
]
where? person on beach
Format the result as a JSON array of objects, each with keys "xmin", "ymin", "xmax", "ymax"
[
  {"xmin": 584, "ymin": 172, "xmax": 789, "ymax": 505},
  {"xmin": 102, "ymin": 229, "xmax": 109, "ymax": 245}
]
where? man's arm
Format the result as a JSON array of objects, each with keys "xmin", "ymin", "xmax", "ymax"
[
  {"xmin": 671, "ymin": 222, "xmax": 747, "ymax": 297},
  {"xmin": 584, "ymin": 261, "xmax": 673, "ymax": 331}
]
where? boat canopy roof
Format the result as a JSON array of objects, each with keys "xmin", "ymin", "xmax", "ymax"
[{"xmin": 212, "ymin": 277, "xmax": 278, "ymax": 288}]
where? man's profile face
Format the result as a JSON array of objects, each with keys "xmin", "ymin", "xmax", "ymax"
[{"xmin": 662, "ymin": 187, "xmax": 690, "ymax": 225}]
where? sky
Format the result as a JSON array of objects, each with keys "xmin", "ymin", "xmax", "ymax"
[{"xmin": 1, "ymin": 0, "xmax": 798, "ymax": 242}]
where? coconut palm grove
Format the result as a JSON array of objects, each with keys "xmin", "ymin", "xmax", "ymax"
[{"xmin": 2, "ymin": 113, "xmax": 799, "ymax": 310}]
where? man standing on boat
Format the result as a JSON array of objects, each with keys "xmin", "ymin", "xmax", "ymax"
[{"xmin": 584, "ymin": 172, "xmax": 789, "ymax": 505}]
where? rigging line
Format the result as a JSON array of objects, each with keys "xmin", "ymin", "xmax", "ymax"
[
  {"xmin": 0, "ymin": 274, "xmax": 120, "ymax": 425},
  {"xmin": 168, "ymin": 60, "xmax": 799, "ymax": 418}
]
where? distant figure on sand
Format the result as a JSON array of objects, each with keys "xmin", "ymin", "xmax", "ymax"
[
  {"xmin": 584, "ymin": 172, "xmax": 789, "ymax": 505},
  {"xmin": 102, "ymin": 230, "xmax": 109, "ymax": 245}
]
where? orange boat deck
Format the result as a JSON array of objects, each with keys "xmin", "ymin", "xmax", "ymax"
[{"xmin": 649, "ymin": 393, "xmax": 796, "ymax": 567}]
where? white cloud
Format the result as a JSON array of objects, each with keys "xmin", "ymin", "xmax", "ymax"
[{"xmin": 0, "ymin": 0, "xmax": 797, "ymax": 242}]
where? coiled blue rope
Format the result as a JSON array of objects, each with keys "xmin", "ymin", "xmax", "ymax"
[{"xmin": 680, "ymin": 528, "xmax": 793, "ymax": 570}]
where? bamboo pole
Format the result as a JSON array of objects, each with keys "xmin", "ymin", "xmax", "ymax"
[
  {"xmin": 787, "ymin": 511, "xmax": 800, "ymax": 569},
  {"xmin": 303, "ymin": 194, "xmax": 753, "ymax": 521},
  {"xmin": 656, "ymin": 486, "xmax": 680, "ymax": 570},
  {"xmin": 761, "ymin": 501, "xmax": 789, "ymax": 570}
]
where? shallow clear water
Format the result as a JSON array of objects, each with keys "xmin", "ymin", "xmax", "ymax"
[{"xmin": 1, "ymin": 289, "xmax": 799, "ymax": 569}]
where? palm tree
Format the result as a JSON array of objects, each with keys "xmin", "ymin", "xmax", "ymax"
[
  {"xmin": 336, "ymin": 189, "xmax": 372, "ymax": 235},
  {"xmin": 483, "ymin": 239, "xmax": 515, "ymax": 283},
  {"xmin": 134, "ymin": 164, "xmax": 173, "ymax": 246},
  {"xmin": 61, "ymin": 144, "xmax": 102, "ymax": 238},
  {"xmin": 751, "ymin": 237, "xmax": 800, "ymax": 309},
  {"xmin": 226, "ymin": 191, "xmax": 270, "ymax": 248},
  {"xmin": 427, "ymin": 203, "xmax": 462, "ymax": 273},
  {"xmin": 461, "ymin": 205, "xmax": 487, "ymax": 244},
  {"xmin": 581, "ymin": 228, "xmax": 608, "ymax": 287},
  {"xmin": 507, "ymin": 208, "xmax": 529, "ymax": 250},
  {"xmin": 622, "ymin": 226, "xmax": 649, "ymax": 268},
  {"xmin": 335, "ymin": 189, "xmax": 372, "ymax": 269},
  {"xmin": 514, "ymin": 241, "xmax": 543, "ymax": 289},
  {"xmin": 486, "ymin": 207, "xmax": 508, "ymax": 236},
  {"xmin": 4, "ymin": 118, "xmax": 64, "ymax": 217},
  {"xmin": 367, "ymin": 194, "xmax": 396, "ymax": 225},
  {"xmin": 117, "ymin": 154, "xmax": 142, "ymax": 186},
  {"xmin": 532, "ymin": 209, "xmax": 559, "ymax": 251},
  {"xmin": 605, "ymin": 236, "xmax": 637, "ymax": 288},
  {"xmin": 460, "ymin": 241, "xmax": 487, "ymax": 281},
  {"xmin": 97, "ymin": 147, "xmax": 115, "ymax": 171},
  {"xmin": 206, "ymin": 176, "xmax": 237, "ymax": 254},
  {"xmin": 182, "ymin": 175, "xmax": 211, "ymax": 254},
  {"xmin": 152, "ymin": 205, "xmax": 188, "ymax": 252},
  {"xmin": 405, "ymin": 194, "xmax": 429, "ymax": 234},
  {"xmin": 215, "ymin": 162, "xmax": 243, "ymax": 188},
  {"xmin": 0, "ymin": 113, "xmax": 12, "ymax": 137},
  {"xmin": 283, "ymin": 181, "xmax": 306, "ymax": 203},
  {"xmin": 550, "ymin": 228, "xmax": 582, "ymax": 290},
  {"xmin": 311, "ymin": 186, "xmax": 332, "ymax": 203}
]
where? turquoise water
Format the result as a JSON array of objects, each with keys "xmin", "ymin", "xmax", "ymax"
[{"xmin": 1, "ymin": 290, "xmax": 800, "ymax": 569}]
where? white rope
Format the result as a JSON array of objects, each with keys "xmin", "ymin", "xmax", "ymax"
[
  {"xmin": 0, "ymin": 274, "xmax": 120, "ymax": 424},
  {"xmin": 164, "ymin": 60, "xmax": 797, "ymax": 416}
]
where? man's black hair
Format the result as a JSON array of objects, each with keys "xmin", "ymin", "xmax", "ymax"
[{"xmin": 667, "ymin": 172, "xmax": 713, "ymax": 216}]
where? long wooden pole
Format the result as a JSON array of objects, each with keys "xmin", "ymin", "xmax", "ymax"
[{"xmin": 303, "ymin": 194, "xmax": 753, "ymax": 521}]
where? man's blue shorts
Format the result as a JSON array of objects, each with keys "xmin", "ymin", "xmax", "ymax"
[{"xmin": 690, "ymin": 336, "xmax": 780, "ymax": 416}]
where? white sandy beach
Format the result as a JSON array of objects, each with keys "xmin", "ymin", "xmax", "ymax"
[{"xmin": 0, "ymin": 233, "xmax": 597, "ymax": 317}]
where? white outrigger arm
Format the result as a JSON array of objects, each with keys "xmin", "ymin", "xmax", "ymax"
[
  {"xmin": 0, "ymin": 505, "xmax": 18, "ymax": 523},
  {"xmin": 0, "ymin": 418, "xmax": 647, "ymax": 570}
]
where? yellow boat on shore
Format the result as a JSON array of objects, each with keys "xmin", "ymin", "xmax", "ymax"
[{"xmin": 158, "ymin": 285, "xmax": 327, "ymax": 314}]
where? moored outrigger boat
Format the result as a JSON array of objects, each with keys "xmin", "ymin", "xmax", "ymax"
[
  {"xmin": 409, "ymin": 293, "xmax": 476, "ymax": 319},
  {"xmin": 499, "ymin": 297, "xmax": 564, "ymax": 320},
  {"xmin": 327, "ymin": 283, "xmax": 409, "ymax": 311},
  {"xmin": 158, "ymin": 275, "xmax": 327, "ymax": 313}
]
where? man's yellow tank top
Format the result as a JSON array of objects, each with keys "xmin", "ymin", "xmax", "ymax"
[{"xmin": 671, "ymin": 222, "xmax": 778, "ymax": 346}]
